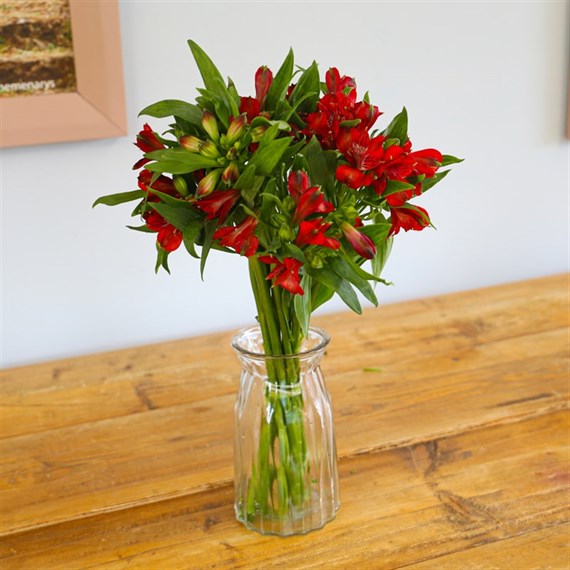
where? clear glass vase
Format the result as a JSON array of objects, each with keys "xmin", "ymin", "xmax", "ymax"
[{"xmin": 231, "ymin": 326, "xmax": 340, "ymax": 536}]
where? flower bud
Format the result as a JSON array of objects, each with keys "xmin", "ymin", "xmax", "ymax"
[
  {"xmin": 341, "ymin": 222, "xmax": 376, "ymax": 259},
  {"xmin": 288, "ymin": 170, "xmax": 310, "ymax": 201},
  {"xmin": 278, "ymin": 225, "xmax": 293, "ymax": 241},
  {"xmin": 251, "ymin": 126, "xmax": 267, "ymax": 143},
  {"xmin": 196, "ymin": 169, "xmax": 222, "ymax": 197},
  {"xmin": 180, "ymin": 135, "xmax": 203, "ymax": 153},
  {"xmin": 222, "ymin": 162, "xmax": 239, "ymax": 184},
  {"xmin": 199, "ymin": 140, "xmax": 221, "ymax": 159},
  {"xmin": 226, "ymin": 114, "xmax": 246, "ymax": 146},
  {"xmin": 226, "ymin": 147, "xmax": 238, "ymax": 161},
  {"xmin": 173, "ymin": 176, "xmax": 189, "ymax": 197},
  {"xmin": 201, "ymin": 110, "xmax": 219, "ymax": 142},
  {"xmin": 255, "ymin": 66, "xmax": 273, "ymax": 107},
  {"xmin": 282, "ymin": 196, "xmax": 296, "ymax": 214},
  {"xmin": 310, "ymin": 254, "xmax": 324, "ymax": 269}
]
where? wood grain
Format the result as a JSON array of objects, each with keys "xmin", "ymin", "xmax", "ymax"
[
  {"xmin": 1, "ymin": 274, "xmax": 568, "ymax": 568},
  {"xmin": 1, "ymin": 412, "xmax": 567, "ymax": 569}
]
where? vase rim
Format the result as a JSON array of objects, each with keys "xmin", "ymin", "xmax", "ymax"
[{"xmin": 231, "ymin": 325, "xmax": 330, "ymax": 362}]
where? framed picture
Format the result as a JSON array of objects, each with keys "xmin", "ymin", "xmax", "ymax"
[{"xmin": 1, "ymin": 0, "xmax": 127, "ymax": 148}]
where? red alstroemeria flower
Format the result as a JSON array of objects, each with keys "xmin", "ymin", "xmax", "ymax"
[
  {"xmin": 138, "ymin": 170, "xmax": 179, "ymax": 198},
  {"xmin": 255, "ymin": 66, "xmax": 273, "ymax": 107},
  {"xmin": 388, "ymin": 205, "xmax": 431, "ymax": 237},
  {"xmin": 214, "ymin": 216, "xmax": 259, "ymax": 257},
  {"xmin": 336, "ymin": 128, "xmax": 385, "ymax": 171},
  {"xmin": 371, "ymin": 144, "xmax": 416, "ymax": 197},
  {"xmin": 292, "ymin": 186, "xmax": 335, "ymax": 224},
  {"xmin": 295, "ymin": 218, "xmax": 341, "ymax": 250},
  {"xmin": 409, "ymin": 148, "xmax": 443, "ymax": 177},
  {"xmin": 239, "ymin": 96, "xmax": 261, "ymax": 120},
  {"xmin": 133, "ymin": 124, "xmax": 165, "ymax": 170},
  {"xmin": 352, "ymin": 100, "xmax": 381, "ymax": 131},
  {"xmin": 336, "ymin": 165, "xmax": 374, "ymax": 189},
  {"xmin": 287, "ymin": 170, "xmax": 310, "ymax": 201},
  {"xmin": 325, "ymin": 67, "xmax": 356, "ymax": 94},
  {"xmin": 259, "ymin": 256, "xmax": 304, "ymax": 296},
  {"xmin": 143, "ymin": 210, "xmax": 182, "ymax": 252},
  {"xmin": 341, "ymin": 222, "xmax": 376, "ymax": 259},
  {"xmin": 194, "ymin": 189, "xmax": 240, "ymax": 224},
  {"xmin": 385, "ymin": 183, "xmax": 422, "ymax": 208}
]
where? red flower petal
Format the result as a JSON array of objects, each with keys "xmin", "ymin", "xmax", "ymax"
[
  {"xmin": 239, "ymin": 96, "xmax": 260, "ymax": 120},
  {"xmin": 336, "ymin": 165, "xmax": 373, "ymax": 189},
  {"xmin": 389, "ymin": 205, "xmax": 430, "ymax": 236},
  {"xmin": 157, "ymin": 225, "xmax": 182, "ymax": 252},
  {"xmin": 341, "ymin": 222, "xmax": 376, "ymax": 259}
]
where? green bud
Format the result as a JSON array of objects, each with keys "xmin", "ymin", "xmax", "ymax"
[
  {"xmin": 225, "ymin": 147, "xmax": 238, "ymax": 161},
  {"xmin": 282, "ymin": 196, "xmax": 296, "ymax": 214},
  {"xmin": 180, "ymin": 135, "xmax": 203, "ymax": 153},
  {"xmin": 251, "ymin": 126, "xmax": 267, "ymax": 143},
  {"xmin": 201, "ymin": 110, "xmax": 219, "ymax": 142},
  {"xmin": 196, "ymin": 169, "xmax": 222, "ymax": 197},
  {"xmin": 278, "ymin": 225, "xmax": 293, "ymax": 241},
  {"xmin": 226, "ymin": 114, "xmax": 246, "ymax": 146},
  {"xmin": 199, "ymin": 140, "xmax": 221, "ymax": 159},
  {"xmin": 222, "ymin": 162, "xmax": 239, "ymax": 184},
  {"xmin": 173, "ymin": 176, "xmax": 189, "ymax": 197},
  {"xmin": 310, "ymin": 255, "xmax": 324, "ymax": 269}
]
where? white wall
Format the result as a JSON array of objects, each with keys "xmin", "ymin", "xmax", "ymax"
[{"xmin": 2, "ymin": 1, "xmax": 568, "ymax": 368}]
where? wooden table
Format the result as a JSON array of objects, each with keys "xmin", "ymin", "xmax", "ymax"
[{"xmin": 1, "ymin": 274, "xmax": 568, "ymax": 569}]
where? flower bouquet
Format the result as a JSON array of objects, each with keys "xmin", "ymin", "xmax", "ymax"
[{"xmin": 95, "ymin": 40, "xmax": 460, "ymax": 536}]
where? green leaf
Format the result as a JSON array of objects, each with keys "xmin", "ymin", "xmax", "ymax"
[
  {"xmin": 294, "ymin": 274, "xmax": 312, "ymax": 338},
  {"xmin": 241, "ymin": 176, "xmax": 264, "ymax": 207},
  {"xmin": 372, "ymin": 236, "xmax": 393, "ymax": 280},
  {"xmin": 301, "ymin": 136, "xmax": 334, "ymax": 190},
  {"xmin": 280, "ymin": 139, "xmax": 307, "ymax": 165},
  {"xmin": 213, "ymin": 76, "xmax": 239, "ymax": 117},
  {"xmin": 145, "ymin": 188, "xmax": 190, "ymax": 207},
  {"xmin": 249, "ymin": 137, "xmax": 292, "ymax": 176},
  {"xmin": 92, "ymin": 190, "xmax": 145, "ymax": 208},
  {"xmin": 441, "ymin": 155, "xmax": 464, "ymax": 167},
  {"xmin": 183, "ymin": 221, "xmax": 202, "ymax": 259},
  {"xmin": 258, "ymin": 123, "xmax": 281, "ymax": 146},
  {"xmin": 235, "ymin": 164, "xmax": 257, "ymax": 190},
  {"xmin": 155, "ymin": 247, "xmax": 170, "ymax": 274},
  {"xmin": 382, "ymin": 179, "xmax": 415, "ymax": 198},
  {"xmin": 343, "ymin": 254, "xmax": 385, "ymax": 283},
  {"xmin": 359, "ymin": 222, "xmax": 391, "ymax": 245},
  {"xmin": 339, "ymin": 119, "xmax": 361, "ymax": 128},
  {"xmin": 187, "ymin": 40, "xmax": 226, "ymax": 94},
  {"xmin": 282, "ymin": 92, "xmax": 317, "ymax": 122},
  {"xmin": 382, "ymin": 107, "xmax": 408, "ymax": 144},
  {"xmin": 330, "ymin": 258, "xmax": 378, "ymax": 307},
  {"xmin": 288, "ymin": 61, "xmax": 320, "ymax": 114},
  {"xmin": 144, "ymin": 161, "xmax": 202, "ymax": 175},
  {"xmin": 283, "ymin": 242, "xmax": 306, "ymax": 263},
  {"xmin": 126, "ymin": 224, "xmax": 153, "ymax": 233},
  {"xmin": 145, "ymin": 148, "xmax": 220, "ymax": 170},
  {"xmin": 138, "ymin": 100, "xmax": 202, "ymax": 126},
  {"xmin": 264, "ymin": 48, "xmax": 294, "ymax": 111},
  {"xmin": 421, "ymin": 169, "xmax": 450, "ymax": 193},
  {"xmin": 311, "ymin": 281, "xmax": 334, "ymax": 311},
  {"xmin": 199, "ymin": 220, "xmax": 217, "ymax": 279},
  {"xmin": 310, "ymin": 268, "xmax": 362, "ymax": 314},
  {"xmin": 149, "ymin": 202, "xmax": 198, "ymax": 231}
]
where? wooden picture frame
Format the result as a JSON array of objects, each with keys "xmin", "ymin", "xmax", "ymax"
[{"xmin": 0, "ymin": 0, "xmax": 127, "ymax": 148}]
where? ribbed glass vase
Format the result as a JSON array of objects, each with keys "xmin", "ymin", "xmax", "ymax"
[{"xmin": 231, "ymin": 326, "xmax": 340, "ymax": 536}]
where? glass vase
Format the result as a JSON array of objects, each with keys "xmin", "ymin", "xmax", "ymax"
[{"xmin": 231, "ymin": 326, "xmax": 340, "ymax": 536}]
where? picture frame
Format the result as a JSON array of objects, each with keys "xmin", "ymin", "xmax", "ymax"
[{"xmin": 1, "ymin": 0, "xmax": 127, "ymax": 148}]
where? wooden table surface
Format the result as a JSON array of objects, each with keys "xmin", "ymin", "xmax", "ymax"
[{"xmin": 1, "ymin": 274, "xmax": 569, "ymax": 569}]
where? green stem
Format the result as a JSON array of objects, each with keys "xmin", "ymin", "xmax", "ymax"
[{"xmin": 246, "ymin": 257, "xmax": 310, "ymax": 516}]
